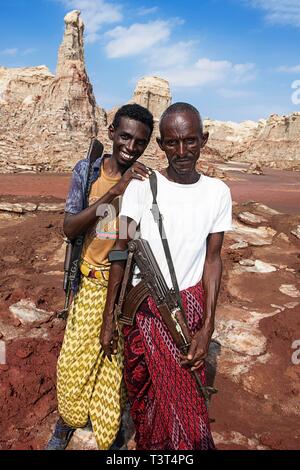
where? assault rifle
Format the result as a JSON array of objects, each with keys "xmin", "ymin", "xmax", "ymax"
[
  {"xmin": 58, "ymin": 138, "xmax": 104, "ymax": 320},
  {"xmin": 114, "ymin": 238, "xmax": 218, "ymax": 412}
]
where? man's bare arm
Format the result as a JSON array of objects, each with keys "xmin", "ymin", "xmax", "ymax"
[
  {"xmin": 64, "ymin": 162, "xmax": 149, "ymax": 240},
  {"xmin": 100, "ymin": 216, "xmax": 137, "ymax": 360},
  {"xmin": 64, "ymin": 190, "xmax": 118, "ymax": 240},
  {"xmin": 180, "ymin": 232, "xmax": 224, "ymax": 370}
]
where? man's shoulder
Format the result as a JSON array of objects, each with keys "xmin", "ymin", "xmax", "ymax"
[
  {"xmin": 73, "ymin": 158, "xmax": 88, "ymax": 174},
  {"xmin": 201, "ymin": 174, "xmax": 230, "ymax": 193},
  {"xmin": 72, "ymin": 156, "xmax": 102, "ymax": 177},
  {"xmin": 126, "ymin": 176, "xmax": 150, "ymax": 193}
]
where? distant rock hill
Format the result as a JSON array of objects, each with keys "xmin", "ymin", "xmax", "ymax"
[
  {"xmin": 0, "ymin": 10, "xmax": 299, "ymax": 173},
  {"xmin": 204, "ymin": 114, "xmax": 300, "ymax": 170}
]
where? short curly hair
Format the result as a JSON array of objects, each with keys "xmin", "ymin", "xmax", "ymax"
[{"xmin": 112, "ymin": 103, "xmax": 154, "ymax": 136}]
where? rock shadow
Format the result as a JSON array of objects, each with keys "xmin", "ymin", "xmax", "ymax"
[{"xmin": 205, "ymin": 339, "xmax": 222, "ymax": 389}]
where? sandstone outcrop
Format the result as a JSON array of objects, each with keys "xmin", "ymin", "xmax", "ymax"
[
  {"xmin": 237, "ymin": 211, "xmax": 267, "ymax": 227},
  {"xmin": 203, "ymin": 119, "xmax": 258, "ymax": 161},
  {"xmin": 203, "ymin": 114, "xmax": 300, "ymax": 170},
  {"xmin": 246, "ymin": 162, "xmax": 263, "ymax": 175},
  {"xmin": 291, "ymin": 225, "xmax": 300, "ymax": 240},
  {"xmin": 0, "ymin": 10, "xmax": 299, "ymax": 172},
  {"xmin": 240, "ymin": 113, "xmax": 300, "ymax": 169},
  {"xmin": 131, "ymin": 76, "xmax": 172, "ymax": 164},
  {"xmin": 131, "ymin": 76, "xmax": 171, "ymax": 121},
  {"xmin": 0, "ymin": 66, "xmax": 54, "ymax": 104},
  {"xmin": 0, "ymin": 10, "xmax": 105, "ymax": 173}
]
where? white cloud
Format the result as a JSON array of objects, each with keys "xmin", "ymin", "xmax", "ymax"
[
  {"xmin": 145, "ymin": 40, "xmax": 196, "ymax": 68},
  {"xmin": 59, "ymin": 0, "xmax": 123, "ymax": 43},
  {"xmin": 137, "ymin": 6, "xmax": 159, "ymax": 16},
  {"xmin": 217, "ymin": 88, "xmax": 255, "ymax": 98},
  {"xmin": 153, "ymin": 58, "xmax": 256, "ymax": 88},
  {"xmin": 105, "ymin": 21, "xmax": 171, "ymax": 58},
  {"xmin": 0, "ymin": 48, "xmax": 18, "ymax": 56},
  {"xmin": 248, "ymin": 0, "xmax": 300, "ymax": 27},
  {"xmin": 23, "ymin": 48, "xmax": 37, "ymax": 55},
  {"xmin": 277, "ymin": 64, "xmax": 300, "ymax": 73},
  {"xmin": 233, "ymin": 62, "xmax": 257, "ymax": 82}
]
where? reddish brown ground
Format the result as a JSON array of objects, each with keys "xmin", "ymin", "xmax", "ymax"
[
  {"xmin": 228, "ymin": 168, "xmax": 300, "ymax": 215},
  {"xmin": 1, "ymin": 166, "xmax": 299, "ymax": 214},
  {"xmin": 0, "ymin": 165, "xmax": 299, "ymax": 450}
]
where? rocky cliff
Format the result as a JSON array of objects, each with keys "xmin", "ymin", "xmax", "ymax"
[
  {"xmin": 131, "ymin": 76, "xmax": 171, "ymax": 120},
  {"xmin": 0, "ymin": 10, "xmax": 299, "ymax": 173},
  {"xmin": 204, "ymin": 114, "xmax": 300, "ymax": 169},
  {"xmin": 203, "ymin": 118, "xmax": 259, "ymax": 161},
  {"xmin": 0, "ymin": 10, "xmax": 105, "ymax": 172},
  {"xmin": 240, "ymin": 113, "xmax": 300, "ymax": 169}
]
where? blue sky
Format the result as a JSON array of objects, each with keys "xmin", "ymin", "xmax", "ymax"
[{"xmin": 1, "ymin": 0, "xmax": 300, "ymax": 122}]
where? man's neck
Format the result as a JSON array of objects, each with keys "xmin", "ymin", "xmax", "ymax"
[
  {"xmin": 103, "ymin": 154, "xmax": 124, "ymax": 178},
  {"xmin": 162, "ymin": 167, "xmax": 200, "ymax": 184}
]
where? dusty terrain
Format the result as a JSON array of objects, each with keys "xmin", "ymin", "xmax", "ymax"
[{"xmin": 0, "ymin": 162, "xmax": 299, "ymax": 450}]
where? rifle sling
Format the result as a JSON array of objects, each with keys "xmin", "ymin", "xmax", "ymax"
[
  {"xmin": 116, "ymin": 171, "xmax": 187, "ymax": 327},
  {"xmin": 149, "ymin": 172, "xmax": 186, "ymax": 319}
]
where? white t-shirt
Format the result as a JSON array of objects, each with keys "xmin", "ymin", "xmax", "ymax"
[{"xmin": 120, "ymin": 170, "xmax": 232, "ymax": 290}]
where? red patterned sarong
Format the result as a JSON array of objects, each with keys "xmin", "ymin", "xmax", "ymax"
[{"xmin": 123, "ymin": 281, "xmax": 215, "ymax": 450}]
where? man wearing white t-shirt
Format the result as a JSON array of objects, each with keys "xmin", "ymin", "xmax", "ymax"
[{"xmin": 101, "ymin": 103, "xmax": 232, "ymax": 450}]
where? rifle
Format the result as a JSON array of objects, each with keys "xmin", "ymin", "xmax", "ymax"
[
  {"xmin": 114, "ymin": 238, "xmax": 218, "ymax": 413},
  {"xmin": 58, "ymin": 138, "xmax": 104, "ymax": 319}
]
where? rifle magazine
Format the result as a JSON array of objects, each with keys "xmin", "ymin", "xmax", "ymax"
[{"xmin": 118, "ymin": 281, "xmax": 149, "ymax": 326}]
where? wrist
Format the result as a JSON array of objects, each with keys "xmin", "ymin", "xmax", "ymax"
[
  {"xmin": 202, "ymin": 319, "xmax": 214, "ymax": 338},
  {"xmin": 108, "ymin": 185, "xmax": 120, "ymax": 199},
  {"xmin": 102, "ymin": 308, "xmax": 115, "ymax": 323}
]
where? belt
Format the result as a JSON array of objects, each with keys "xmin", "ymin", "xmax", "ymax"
[{"xmin": 80, "ymin": 262, "xmax": 110, "ymax": 281}]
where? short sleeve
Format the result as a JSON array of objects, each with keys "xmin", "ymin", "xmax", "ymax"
[
  {"xmin": 119, "ymin": 179, "xmax": 148, "ymax": 225},
  {"xmin": 65, "ymin": 162, "xmax": 85, "ymax": 214},
  {"xmin": 210, "ymin": 185, "xmax": 232, "ymax": 233}
]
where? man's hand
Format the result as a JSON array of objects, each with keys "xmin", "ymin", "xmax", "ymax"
[
  {"xmin": 112, "ymin": 162, "xmax": 152, "ymax": 197},
  {"xmin": 180, "ymin": 327, "xmax": 213, "ymax": 371},
  {"xmin": 180, "ymin": 233, "xmax": 224, "ymax": 370},
  {"xmin": 100, "ymin": 314, "xmax": 119, "ymax": 361}
]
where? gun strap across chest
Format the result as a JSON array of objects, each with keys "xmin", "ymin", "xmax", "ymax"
[{"xmin": 149, "ymin": 172, "xmax": 185, "ymax": 318}]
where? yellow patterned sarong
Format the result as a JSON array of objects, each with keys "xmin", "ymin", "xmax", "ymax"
[{"xmin": 57, "ymin": 269, "xmax": 124, "ymax": 449}]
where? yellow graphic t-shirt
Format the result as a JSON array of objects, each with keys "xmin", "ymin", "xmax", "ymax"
[{"xmin": 81, "ymin": 163, "xmax": 121, "ymax": 267}]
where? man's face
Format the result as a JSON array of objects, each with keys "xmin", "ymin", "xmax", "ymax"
[
  {"xmin": 157, "ymin": 111, "xmax": 208, "ymax": 177},
  {"xmin": 109, "ymin": 117, "xmax": 151, "ymax": 168}
]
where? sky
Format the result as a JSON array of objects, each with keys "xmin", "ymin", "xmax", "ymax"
[{"xmin": 0, "ymin": 0, "xmax": 300, "ymax": 122}]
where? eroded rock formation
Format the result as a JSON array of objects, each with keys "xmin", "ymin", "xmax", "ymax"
[
  {"xmin": 0, "ymin": 10, "xmax": 299, "ymax": 172},
  {"xmin": 131, "ymin": 76, "xmax": 171, "ymax": 121},
  {"xmin": 203, "ymin": 114, "xmax": 300, "ymax": 170},
  {"xmin": 0, "ymin": 10, "xmax": 105, "ymax": 172},
  {"xmin": 203, "ymin": 119, "xmax": 259, "ymax": 161},
  {"xmin": 241, "ymin": 113, "xmax": 300, "ymax": 169}
]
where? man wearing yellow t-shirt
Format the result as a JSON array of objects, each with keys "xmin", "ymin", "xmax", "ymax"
[{"xmin": 46, "ymin": 104, "xmax": 154, "ymax": 450}]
